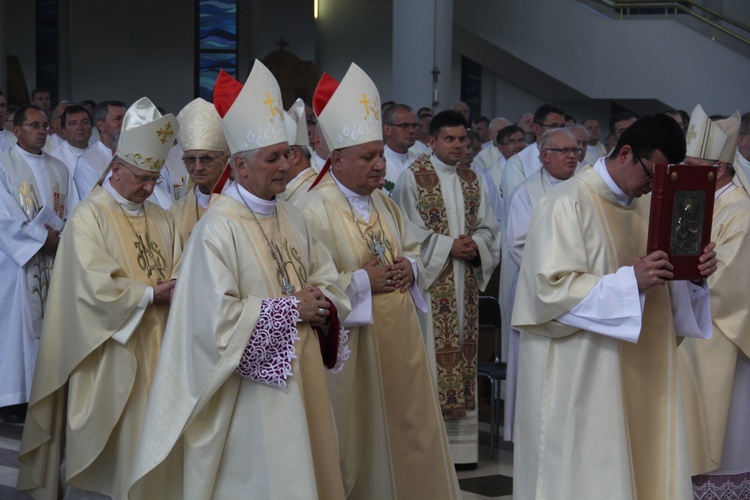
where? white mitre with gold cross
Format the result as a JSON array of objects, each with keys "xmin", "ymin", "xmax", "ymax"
[
  {"xmin": 685, "ymin": 104, "xmax": 741, "ymax": 164},
  {"xmin": 314, "ymin": 62, "xmax": 382, "ymax": 151},
  {"xmin": 214, "ymin": 59, "xmax": 287, "ymax": 154},
  {"xmin": 116, "ymin": 97, "xmax": 179, "ymax": 172},
  {"xmin": 284, "ymin": 98, "xmax": 310, "ymax": 149},
  {"xmin": 176, "ymin": 97, "xmax": 229, "ymax": 153}
]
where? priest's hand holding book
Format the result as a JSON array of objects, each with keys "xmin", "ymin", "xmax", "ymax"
[{"xmin": 635, "ymin": 241, "xmax": 717, "ymax": 292}]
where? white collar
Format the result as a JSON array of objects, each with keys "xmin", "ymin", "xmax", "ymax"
[
  {"xmin": 65, "ymin": 142, "xmax": 87, "ymax": 155},
  {"xmin": 715, "ymin": 181, "xmax": 736, "ymax": 199},
  {"xmin": 95, "ymin": 140, "xmax": 115, "ymax": 156},
  {"xmin": 594, "ymin": 157, "xmax": 631, "ymax": 206},
  {"xmin": 384, "ymin": 144, "xmax": 411, "ymax": 161},
  {"xmin": 14, "ymin": 143, "xmax": 44, "ymax": 162},
  {"xmin": 195, "ymin": 186, "xmax": 211, "ymax": 208},
  {"xmin": 331, "ymin": 171, "xmax": 372, "ymax": 222},
  {"xmin": 103, "ymin": 177, "xmax": 144, "ymax": 215},
  {"xmin": 227, "ymin": 181, "xmax": 276, "ymax": 216}
]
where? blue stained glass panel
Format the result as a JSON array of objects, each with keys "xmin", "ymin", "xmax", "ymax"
[
  {"xmin": 199, "ymin": 53, "xmax": 236, "ymax": 101},
  {"xmin": 199, "ymin": 0, "xmax": 237, "ymax": 51}
]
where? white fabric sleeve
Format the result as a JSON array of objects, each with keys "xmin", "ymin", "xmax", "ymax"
[
  {"xmin": 556, "ymin": 266, "xmax": 644, "ymax": 343},
  {"xmin": 112, "ymin": 287, "xmax": 151, "ymax": 345},
  {"xmin": 406, "ymin": 256, "xmax": 428, "ymax": 312},
  {"xmin": 506, "ymin": 185, "xmax": 533, "ymax": 267},
  {"xmin": 344, "ymin": 269, "xmax": 373, "ymax": 327},
  {"xmin": 670, "ymin": 280, "xmax": 712, "ymax": 339}
]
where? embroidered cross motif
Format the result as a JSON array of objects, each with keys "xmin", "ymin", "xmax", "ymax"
[
  {"xmin": 359, "ymin": 94, "xmax": 371, "ymax": 116},
  {"xmin": 686, "ymin": 123, "xmax": 698, "ymax": 147},
  {"xmin": 263, "ymin": 93, "xmax": 276, "ymax": 117},
  {"xmin": 156, "ymin": 122, "xmax": 174, "ymax": 145}
]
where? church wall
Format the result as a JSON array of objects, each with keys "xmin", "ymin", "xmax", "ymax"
[
  {"xmin": 5, "ymin": 0, "xmax": 36, "ymax": 95},
  {"xmin": 64, "ymin": 0, "xmax": 194, "ymax": 113},
  {"xmin": 316, "ymin": 0, "xmax": 394, "ymax": 103},
  {"xmin": 454, "ymin": 0, "xmax": 750, "ymax": 114}
]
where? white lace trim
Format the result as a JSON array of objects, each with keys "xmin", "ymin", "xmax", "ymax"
[
  {"xmin": 236, "ymin": 296, "xmax": 299, "ymax": 390},
  {"xmin": 330, "ymin": 327, "xmax": 351, "ymax": 374},
  {"xmin": 693, "ymin": 475, "xmax": 750, "ymax": 500}
]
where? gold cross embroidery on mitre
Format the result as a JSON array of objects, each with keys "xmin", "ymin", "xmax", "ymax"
[
  {"xmin": 156, "ymin": 122, "xmax": 175, "ymax": 145},
  {"xmin": 686, "ymin": 123, "xmax": 699, "ymax": 147},
  {"xmin": 263, "ymin": 93, "xmax": 276, "ymax": 117},
  {"xmin": 359, "ymin": 94, "xmax": 371, "ymax": 116}
]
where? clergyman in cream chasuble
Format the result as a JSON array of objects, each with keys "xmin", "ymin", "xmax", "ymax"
[
  {"xmin": 511, "ymin": 165, "xmax": 712, "ymax": 500},
  {"xmin": 16, "ymin": 184, "xmax": 182, "ymax": 499},
  {"xmin": 128, "ymin": 188, "xmax": 351, "ymax": 500},
  {"xmin": 296, "ymin": 173, "xmax": 461, "ymax": 500}
]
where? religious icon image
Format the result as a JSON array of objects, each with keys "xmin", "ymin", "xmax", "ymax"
[{"xmin": 670, "ymin": 190, "xmax": 705, "ymax": 256}]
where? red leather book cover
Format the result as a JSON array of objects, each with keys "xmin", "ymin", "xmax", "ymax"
[{"xmin": 647, "ymin": 163, "xmax": 717, "ymax": 280}]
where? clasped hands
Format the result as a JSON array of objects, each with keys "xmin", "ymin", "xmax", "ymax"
[
  {"xmin": 450, "ymin": 234, "xmax": 478, "ymax": 261},
  {"xmin": 363, "ymin": 255, "xmax": 414, "ymax": 294},
  {"xmin": 634, "ymin": 242, "xmax": 717, "ymax": 292},
  {"xmin": 294, "ymin": 285, "xmax": 330, "ymax": 327}
]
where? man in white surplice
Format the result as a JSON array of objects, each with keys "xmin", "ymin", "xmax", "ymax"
[
  {"xmin": 0, "ymin": 105, "xmax": 72, "ymax": 424},
  {"xmin": 511, "ymin": 114, "xmax": 718, "ymax": 499},
  {"xmin": 382, "ymin": 104, "xmax": 420, "ymax": 197},
  {"xmin": 498, "ymin": 104, "xmax": 566, "ymax": 364},
  {"xmin": 0, "ymin": 92, "xmax": 17, "ymax": 152},
  {"xmin": 50, "ymin": 104, "xmax": 94, "ymax": 211},
  {"xmin": 502, "ymin": 128, "xmax": 579, "ymax": 442}
]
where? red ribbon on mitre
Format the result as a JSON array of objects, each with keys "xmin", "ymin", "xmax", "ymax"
[
  {"xmin": 211, "ymin": 70, "xmax": 243, "ymax": 195},
  {"xmin": 308, "ymin": 72, "xmax": 340, "ymax": 191}
]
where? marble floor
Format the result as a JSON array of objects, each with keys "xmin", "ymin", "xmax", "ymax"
[{"xmin": 0, "ymin": 420, "xmax": 513, "ymax": 499}]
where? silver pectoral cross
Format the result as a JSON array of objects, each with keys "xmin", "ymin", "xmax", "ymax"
[
  {"xmin": 281, "ymin": 276, "xmax": 296, "ymax": 296},
  {"xmin": 370, "ymin": 233, "xmax": 388, "ymax": 266}
]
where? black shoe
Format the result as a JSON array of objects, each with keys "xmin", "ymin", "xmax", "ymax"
[
  {"xmin": 0, "ymin": 403, "xmax": 28, "ymax": 424},
  {"xmin": 454, "ymin": 462, "xmax": 478, "ymax": 471}
]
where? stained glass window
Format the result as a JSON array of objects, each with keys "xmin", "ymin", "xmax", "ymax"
[{"xmin": 196, "ymin": 0, "xmax": 238, "ymax": 101}]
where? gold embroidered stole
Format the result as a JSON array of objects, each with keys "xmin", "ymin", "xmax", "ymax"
[
  {"xmin": 410, "ymin": 155, "xmax": 480, "ymax": 419},
  {"xmin": 1, "ymin": 148, "xmax": 69, "ymax": 334}
]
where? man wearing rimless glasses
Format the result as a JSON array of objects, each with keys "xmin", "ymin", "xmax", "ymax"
[{"xmin": 512, "ymin": 114, "xmax": 719, "ymax": 499}]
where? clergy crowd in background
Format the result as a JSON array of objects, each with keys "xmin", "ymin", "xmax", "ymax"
[{"xmin": 0, "ymin": 59, "xmax": 748, "ymax": 499}]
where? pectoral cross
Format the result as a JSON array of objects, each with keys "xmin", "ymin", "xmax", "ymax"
[
  {"xmin": 370, "ymin": 233, "xmax": 388, "ymax": 266},
  {"xmin": 281, "ymin": 277, "xmax": 296, "ymax": 296}
]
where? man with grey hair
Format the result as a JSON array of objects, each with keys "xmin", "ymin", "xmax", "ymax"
[
  {"xmin": 567, "ymin": 123, "xmax": 595, "ymax": 167},
  {"xmin": 128, "ymin": 63, "xmax": 350, "ymax": 500},
  {"xmin": 74, "ymin": 100, "xmax": 127, "ymax": 198},
  {"xmin": 501, "ymin": 128, "xmax": 580, "ymax": 442}
]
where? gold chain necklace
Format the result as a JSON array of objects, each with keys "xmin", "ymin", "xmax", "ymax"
[
  {"xmin": 343, "ymin": 196, "xmax": 393, "ymax": 266},
  {"xmin": 235, "ymin": 184, "xmax": 296, "ymax": 295}
]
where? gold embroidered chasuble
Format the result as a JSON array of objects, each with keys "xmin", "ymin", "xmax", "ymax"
[
  {"xmin": 17, "ymin": 186, "xmax": 181, "ymax": 500},
  {"xmin": 679, "ymin": 186, "xmax": 750, "ymax": 475},
  {"xmin": 392, "ymin": 154, "xmax": 500, "ymax": 465},
  {"xmin": 512, "ymin": 166, "xmax": 693, "ymax": 500},
  {"xmin": 279, "ymin": 167, "xmax": 317, "ymax": 204},
  {"xmin": 169, "ymin": 184, "xmax": 207, "ymax": 242},
  {"xmin": 128, "ymin": 194, "xmax": 350, "ymax": 500},
  {"xmin": 297, "ymin": 174, "xmax": 461, "ymax": 500}
]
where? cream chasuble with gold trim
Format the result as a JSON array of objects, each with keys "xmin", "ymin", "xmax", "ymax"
[
  {"xmin": 129, "ymin": 192, "xmax": 350, "ymax": 500},
  {"xmin": 280, "ymin": 167, "xmax": 316, "ymax": 204},
  {"xmin": 169, "ymin": 184, "xmax": 208, "ymax": 242},
  {"xmin": 679, "ymin": 185, "xmax": 750, "ymax": 476},
  {"xmin": 297, "ymin": 173, "xmax": 461, "ymax": 500},
  {"xmin": 512, "ymin": 166, "xmax": 693, "ymax": 500},
  {"xmin": 17, "ymin": 185, "xmax": 181, "ymax": 500}
]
